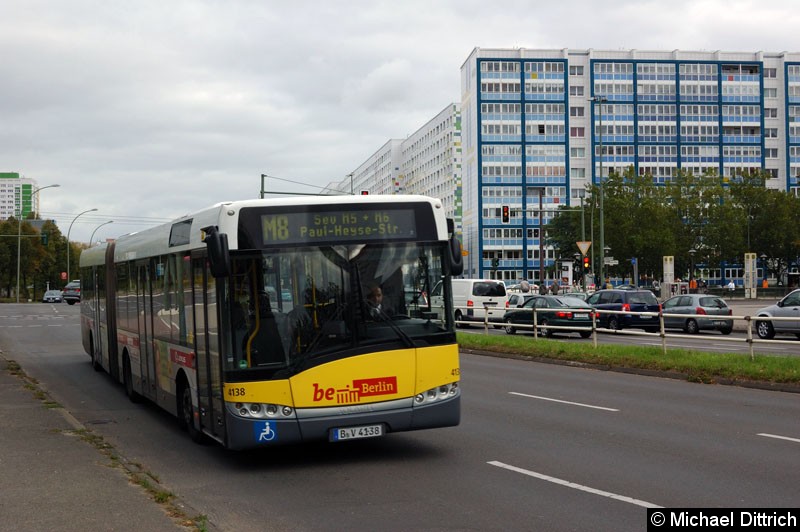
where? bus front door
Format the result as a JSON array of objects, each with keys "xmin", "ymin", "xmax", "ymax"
[{"xmin": 193, "ymin": 257, "xmax": 225, "ymax": 440}]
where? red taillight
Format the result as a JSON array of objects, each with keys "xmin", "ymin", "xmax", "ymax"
[
  {"xmin": 695, "ymin": 307, "xmax": 706, "ymax": 315},
  {"xmin": 555, "ymin": 311, "xmax": 573, "ymax": 319},
  {"xmin": 621, "ymin": 303, "xmax": 630, "ymax": 312},
  {"xmin": 658, "ymin": 304, "xmax": 662, "ymax": 312},
  {"xmin": 467, "ymin": 299, "xmax": 474, "ymax": 307},
  {"xmin": 505, "ymin": 300, "xmax": 509, "ymax": 308},
  {"xmin": 727, "ymin": 308, "xmax": 732, "ymax": 315}
]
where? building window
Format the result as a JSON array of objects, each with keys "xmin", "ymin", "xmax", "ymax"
[
  {"xmin": 569, "ymin": 86, "xmax": 585, "ymax": 96},
  {"xmin": 570, "ymin": 127, "xmax": 585, "ymax": 138},
  {"xmin": 764, "ymin": 108, "xmax": 778, "ymax": 118},
  {"xmin": 569, "ymin": 65, "xmax": 584, "ymax": 76},
  {"xmin": 764, "ymin": 87, "xmax": 777, "ymax": 98},
  {"xmin": 570, "ymin": 106, "xmax": 585, "ymax": 117},
  {"xmin": 765, "ymin": 148, "xmax": 778, "ymax": 158},
  {"xmin": 765, "ymin": 128, "xmax": 778, "ymax": 138},
  {"xmin": 570, "ymin": 147, "xmax": 586, "ymax": 158},
  {"xmin": 764, "ymin": 68, "xmax": 777, "ymax": 78}
]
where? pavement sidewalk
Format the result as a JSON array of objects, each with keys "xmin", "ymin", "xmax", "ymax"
[{"xmin": 0, "ymin": 355, "xmax": 190, "ymax": 532}]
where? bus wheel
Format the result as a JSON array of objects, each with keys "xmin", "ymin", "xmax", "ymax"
[
  {"xmin": 122, "ymin": 353, "xmax": 142, "ymax": 403},
  {"xmin": 178, "ymin": 379, "xmax": 204, "ymax": 443}
]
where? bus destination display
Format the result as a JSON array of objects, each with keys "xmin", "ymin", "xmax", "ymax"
[{"xmin": 261, "ymin": 209, "xmax": 417, "ymax": 244}]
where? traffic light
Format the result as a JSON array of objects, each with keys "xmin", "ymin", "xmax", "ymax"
[
  {"xmin": 501, "ymin": 205, "xmax": 510, "ymax": 223},
  {"xmin": 583, "ymin": 255, "xmax": 589, "ymax": 270},
  {"xmin": 360, "ymin": 190, "xmax": 369, "ymax": 195},
  {"xmin": 41, "ymin": 232, "xmax": 48, "ymax": 246},
  {"xmin": 491, "ymin": 257, "xmax": 500, "ymax": 270}
]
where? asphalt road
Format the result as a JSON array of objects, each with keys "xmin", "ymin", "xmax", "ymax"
[{"xmin": 1, "ymin": 303, "xmax": 799, "ymax": 531}]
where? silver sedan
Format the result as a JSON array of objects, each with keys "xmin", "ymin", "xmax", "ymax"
[{"xmin": 754, "ymin": 289, "xmax": 800, "ymax": 339}]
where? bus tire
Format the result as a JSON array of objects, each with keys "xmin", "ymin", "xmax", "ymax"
[
  {"xmin": 178, "ymin": 378, "xmax": 204, "ymax": 443},
  {"xmin": 122, "ymin": 352, "xmax": 142, "ymax": 403}
]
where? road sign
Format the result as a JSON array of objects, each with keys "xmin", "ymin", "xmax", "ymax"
[
  {"xmin": 576, "ymin": 241, "xmax": 591, "ymax": 255},
  {"xmin": 604, "ymin": 258, "xmax": 618, "ymax": 266}
]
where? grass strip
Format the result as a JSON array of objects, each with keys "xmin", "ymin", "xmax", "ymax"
[{"xmin": 457, "ymin": 333, "xmax": 800, "ymax": 386}]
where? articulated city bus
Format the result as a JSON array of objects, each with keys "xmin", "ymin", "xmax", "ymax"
[{"xmin": 80, "ymin": 195, "xmax": 464, "ymax": 450}]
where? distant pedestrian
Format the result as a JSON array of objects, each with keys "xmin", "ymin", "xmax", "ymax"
[
  {"xmin": 550, "ymin": 282, "xmax": 559, "ymax": 295},
  {"xmin": 726, "ymin": 280, "xmax": 735, "ymax": 291},
  {"xmin": 539, "ymin": 283, "xmax": 548, "ymax": 295}
]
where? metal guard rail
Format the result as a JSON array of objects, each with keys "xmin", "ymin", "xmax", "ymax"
[{"xmin": 446, "ymin": 303, "xmax": 799, "ymax": 361}]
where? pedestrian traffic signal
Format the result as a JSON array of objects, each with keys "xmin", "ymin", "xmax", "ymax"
[
  {"xmin": 501, "ymin": 205, "xmax": 510, "ymax": 223},
  {"xmin": 583, "ymin": 255, "xmax": 589, "ymax": 269},
  {"xmin": 360, "ymin": 190, "xmax": 369, "ymax": 195}
]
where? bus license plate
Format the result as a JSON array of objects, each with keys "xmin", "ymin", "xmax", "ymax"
[{"xmin": 331, "ymin": 424, "xmax": 384, "ymax": 442}]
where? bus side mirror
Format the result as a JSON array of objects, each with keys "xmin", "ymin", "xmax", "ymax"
[
  {"xmin": 202, "ymin": 225, "xmax": 231, "ymax": 278},
  {"xmin": 447, "ymin": 218, "xmax": 464, "ymax": 276}
]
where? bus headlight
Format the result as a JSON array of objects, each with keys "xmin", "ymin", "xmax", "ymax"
[
  {"xmin": 414, "ymin": 382, "xmax": 460, "ymax": 406},
  {"xmin": 228, "ymin": 402, "xmax": 296, "ymax": 419}
]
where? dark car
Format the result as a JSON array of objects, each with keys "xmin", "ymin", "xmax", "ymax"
[
  {"xmin": 662, "ymin": 294, "xmax": 733, "ymax": 334},
  {"xmin": 62, "ymin": 281, "xmax": 81, "ymax": 305},
  {"xmin": 753, "ymin": 289, "xmax": 800, "ymax": 339},
  {"xmin": 42, "ymin": 290, "xmax": 63, "ymax": 303},
  {"xmin": 503, "ymin": 295, "xmax": 593, "ymax": 338},
  {"xmin": 585, "ymin": 289, "xmax": 661, "ymax": 332}
]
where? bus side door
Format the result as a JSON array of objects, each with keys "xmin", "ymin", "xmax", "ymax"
[{"xmin": 137, "ymin": 262, "xmax": 157, "ymax": 401}]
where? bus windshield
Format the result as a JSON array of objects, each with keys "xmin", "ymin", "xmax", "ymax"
[{"xmin": 226, "ymin": 241, "xmax": 451, "ymax": 373}]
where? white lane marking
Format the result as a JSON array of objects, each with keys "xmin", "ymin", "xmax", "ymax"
[
  {"xmin": 509, "ymin": 391, "xmax": 618, "ymax": 412},
  {"xmin": 488, "ymin": 461, "xmax": 663, "ymax": 508},
  {"xmin": 758, "ymin": 433, "xmax": 800, "ymax": 444}
]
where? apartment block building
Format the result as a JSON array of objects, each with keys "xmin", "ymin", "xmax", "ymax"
[
  {"xmin": 0, "ymin": 172, "xmax": 39, "ymax": 220},
  {"xmin": 324, "ymin": 103, "xmax": 463, "ymax": 232},
  {"xmin": 460, "ymin": 48, "xmax": 800, "ymax": 282}
]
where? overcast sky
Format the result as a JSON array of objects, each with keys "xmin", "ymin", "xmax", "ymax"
[{"xmin": 2, "ymin": 0, "xmax": 798, "ymax": 242}]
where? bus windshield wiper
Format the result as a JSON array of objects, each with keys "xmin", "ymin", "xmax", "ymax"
[{"xmin": 371, "ymin": 307, "xmax": 415, "ymax": 348}]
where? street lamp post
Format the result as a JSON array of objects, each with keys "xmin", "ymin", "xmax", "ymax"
[
  {"xmin": 689, "ymin": 248, "xmax": 696, "ymax": 290},
  {"xmin": 590, "ymin": 96, "xmax": 608, "ymax": 287},
  {"xmin": 17, "ymin": 184, "xmax": 60, "ymax": 303},
  {"xmin": 66, "ymin": 208, "xmax": 98, "ymax": 283},
  {"xmin": 90, "ymin": 221, "xmax": 114, "ymax": 246}
]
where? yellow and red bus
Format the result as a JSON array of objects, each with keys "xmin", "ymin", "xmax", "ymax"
[{"xmin": 80, "ymin": 195, "xmax": 463, "ymax": 450}]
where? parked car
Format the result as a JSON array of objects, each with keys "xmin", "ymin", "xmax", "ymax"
[
  {"xmin": 753, "ymin": 289, "xmax": 800, "ymax": 339},
  {"xmin": 503, "ymin": 295, "xmax": 593, "ymax": 338},
  {"xmin": 42, "ymin": 290, "xmax": 63, "ymax": 303},
  {"xmin": 661, "ymin": 294, "xmax": 733, "ymax": 334},
  {"xmin": 585, "ymin": 289, "xmax": 661, "ymax": 332},
  {"xmin": 507, "ymin": 293, "xmax": 535, "ymax": 308},
  {"xmin": 62, "ymin": 281, "xmax": 81, "ymax": 305},
  {"xmin": 431, "ymin": 278, "xmax": 508, "ymax": 326}
]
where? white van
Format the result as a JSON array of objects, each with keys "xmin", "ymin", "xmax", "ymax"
[{"xmin": 431, "ymin": 279, "xmax": 509, "ymax": 326}]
